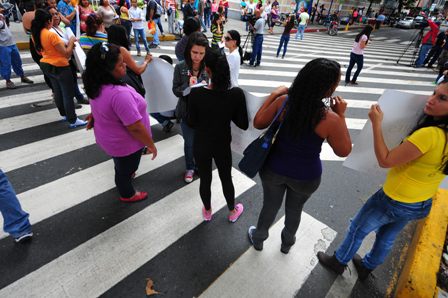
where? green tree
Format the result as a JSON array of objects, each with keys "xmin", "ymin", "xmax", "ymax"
[{"xmin": 397, "ymin": 0, "xmax": 417, "ymax": 13}]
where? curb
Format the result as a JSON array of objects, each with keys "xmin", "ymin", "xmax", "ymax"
[
  {"xmin": 395, "ymin": 189, "xmax": 448, "ymax": 297},
  {"xmin": 15, "ymin": 34, "xmax": 176, "ymax": 51}
]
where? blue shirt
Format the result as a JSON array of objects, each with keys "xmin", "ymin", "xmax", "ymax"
[{"xmin": 57, "ymin": 0, "xmax": 76, "ymax": 33}]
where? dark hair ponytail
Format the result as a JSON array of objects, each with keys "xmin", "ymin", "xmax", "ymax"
[
  {"xmin": 205, "ymin": 48, "xmax": 231, "ymax": 91},
  {"xmin": 86, "ymin": 14, "xmax": 103, "ymax": 37},
  {"xmin": 31, "ymin": 8, "xmax": 52, "ymax": 52},
  {"xmin": 227, "ymin": 30, "xmax": 243, "ymax": 65}
]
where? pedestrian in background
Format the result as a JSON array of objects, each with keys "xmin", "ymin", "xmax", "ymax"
[
  {"xmin": 224, "ymin": 29, "xmax": 242, "ymax": 87},
  {"xmin": 117, "ymin": 0, "xmax": 132, "ymax": 41},
  {"xmin": 172, "ymin": 32, "xmax": 209, "ymax": 183},
  {"xmin": 97, "ymin": 0, "xmax": 118, "ymax": 29},
  {"xmin": 276, "ymin": 14, "xmax": 294, "ymax": 59},
  {"xmin": 79, "ymin": 13, "xmax": 108, "ymax": 52},
  {"xmin": 187, "ymin": 49, "xmax": 248, "ymax": 222},
  {"xmin": 423, "ymin": 29, "xmax": 447, "ymax": 68},
  {"xmin": 78, "ymin": 0, "xmax": 94, "ymax": 33},
  {"xmin": 295, "ymin": 7, "xmax": 309, "ymax": 40},
  {"xmin": 318, "ymin": 80, "xmax": 448, "ymax": 281},
  {"xmin": 83, "ymin": 43, "xmax": 157, "ymax": 202},
  {"xmin": 345, "ymin": 25, "xmax": 373, "ymax": 86},
  {"xmin": 31, "ymin": 9, "xmax": 86, "ymax": 127},
  {"xmin": 249, "ymin": 9, "xmax": 265, "ymax": 67},
  {"xmin": 166, "ymin": 0, "xmax": 177, "ymax": 33},
  {"xmin": 415, "ymin": 18, "xmax": 440, "ymax": 67},
  {"xmin": 175, "ymin": 16, "xmax": 200, "ymax": 61},
  {"xmin": 0, "ymin": 8, "xmax": 34, "ymax": 89},
  {"xmin": 0, "ymin": 169, "xmax": 33, "ymax": 243},
  {"xmin": 210, "ymin": 12, "xmax": 223, "ymax": 52},
  {"xmin": 57, "ymin": 0, "xmax": 77, "ymax": 33},
  {"xmin": 248, "ymin": 58, "xmax": 351, "ymax": 254},
  {"xmin": 146, "ymin": 0, "xmax": 164, "ymax": 48},
  {"xmin": 129, "ymin": 0, "xmax": 150, "ymax": 56},
  {"xmin": 197, "ymin": 0, "xmax": 207, "ymax": 32}
]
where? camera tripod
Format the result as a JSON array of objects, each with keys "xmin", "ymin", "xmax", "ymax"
[{"xmin": 396, "ymin": 28, "xmax": 424, "ymax": 66}]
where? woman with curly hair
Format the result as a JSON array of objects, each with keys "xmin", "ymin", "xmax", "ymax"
[
  {"xmin": 83, "ymin": 42, "xmax": 157, "ymax": 202},
  {"xmin": 248, "ymin": 58, "xmax": 351, "ymax": 254},
  {"xmin": 187, "ymin": 49, "xmax": 248, "ymax": 222}
]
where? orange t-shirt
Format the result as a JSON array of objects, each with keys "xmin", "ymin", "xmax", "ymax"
[{"xmin": 40, "ymin": 28, "xmax": 69, "ymax": 67}]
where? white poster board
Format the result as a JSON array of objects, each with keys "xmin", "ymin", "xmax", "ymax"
[
  {"xmin": 73, "ymin": 41, "xmax": 86, "ymax": 73},
  {"xmin": 141, "ymin": 57, "xmax": 179, "ymax": 113},
  {"xmin": 343, "ymin": 90, "xmax": 427, "ymax": 176},
  {"xmin": 231, "ymin": 90, "xmax": 268, "ymax": 155}
]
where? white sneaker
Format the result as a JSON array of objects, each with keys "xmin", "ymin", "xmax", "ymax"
[
  {"xmin": 69, "ymin": 118, "xmax": 88, "ymax": 128},
  {"xmin": 184, "ymin": 170, "xmax": 194, "ymax": 183}
]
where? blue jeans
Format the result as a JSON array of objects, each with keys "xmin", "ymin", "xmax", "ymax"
[
  {"xmin": 345, "ymin": 52, "xmax": 364, "ymax": 83},
  {"xmin": 416, "ymin": 43, "xmax": 433, "ymax": 66},
  {"xmin": 180, "ymin": 120, "xmax": 195, "ymax": 170},
  {"xmin": 335, "ymin": 189, "xmax": 432, "ymax": 270},
  {"xmin": 199, "ymin": 14, "xmax": 207, "ymax": 31},
  {"xmin": 0, "ymin": 45, "xmax": 24, "ymax": 81},
  {"xmin": 250, "ymin": 34, "xmax": 263, "ymax": 66},
  {"xmin": 277, "ymin": 34, "xmax": 290, "ymax": 58},
  {"xmin": 295, "ymin": 24, "xmax": 306, "ymax": 40},
  {"xmin": 204, "ymin": 9, "xmax": 211, "ymax": 27},
  {"xmin": 152, "ymin": 17, "xmax": 161, "ymax": 45},
  {"xmin": 134, "ymin": 28, "xmax": 150, "ymax": 53},
  {"xmin": 0, "ymin": 169, "xmax": 32, "ymax": 238}
]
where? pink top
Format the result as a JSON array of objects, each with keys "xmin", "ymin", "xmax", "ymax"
[
  {"xmin": 79, "ymin": 5, "xmax": 95, "ymax": 33},
  {"xmin": 351, "ymin": 34, "xmax": 368, "ymax": 55},
  {"xmin": 211, "ymin": 2, "xmax": 219, "ymax": 12},
  {"xmin": 90, "ymin": 84, "xmax": 151, "ymax": 157}
]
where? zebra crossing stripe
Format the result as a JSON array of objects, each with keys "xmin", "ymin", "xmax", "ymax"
[
  {"xmin": 200, "ymin": 212, "xmax": 336, "ymax": 297},
  {"xmin": 0, "ymin": 168, "xmax": 256, "ymax": 297},
  {"xmin": 384, "ymin": 38, "xmax": 402, "ymax": 43},
  {"xmin": 0, "ymin": 89, "xmax": 52, "ymax": 109},
  {"xmin": 0, "ymin": 135, "xmax": 185, "ymax": 240}
]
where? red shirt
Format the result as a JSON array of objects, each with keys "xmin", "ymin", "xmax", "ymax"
[{"xmin": 422, "ymin": 19, "xmax": 439, "ymax": 45}]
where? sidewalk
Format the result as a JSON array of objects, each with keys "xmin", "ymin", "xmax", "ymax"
[{"xmin": 10, "ymin": 16, "xmax": 365, "ymax": 50}]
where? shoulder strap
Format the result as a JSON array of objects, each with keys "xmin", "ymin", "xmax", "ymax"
[{"xmin": 272, "ymin": 95, "xmax": 288, "ymax": 124}]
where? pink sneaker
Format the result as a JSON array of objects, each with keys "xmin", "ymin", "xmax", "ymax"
[
  {"xmin": 228, "ymin": 203, "xmax": 244, "ymax": 223},
  {"xmin": 184, "ymin": 170, "xmax": 194, "ymax": 183},
  {"xmin": 202, "ymin": 207, "xmax": 212, "ymax": 221}
]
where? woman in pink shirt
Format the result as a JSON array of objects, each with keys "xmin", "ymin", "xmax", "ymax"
[
  {"xmin": 78, "ymin": 0, "xmax": 94, "ymax": 33},
  {"xmin": 83, "ymin": 42, "xmax": 158, "ymax": 202},
  {"xmin": 345, "ymin": 25, "xmax": 373, "ymax": 86},
  {"xmin": 211, "ymin": 0, "xmax": 219, "ymax": 14}
]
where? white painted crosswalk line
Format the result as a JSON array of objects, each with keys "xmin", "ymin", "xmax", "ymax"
[
  {"xmin": 0, "ymin": 135, "xmax": 185, "ymax": 240},
  {"xmin": 0, "ymin": 89, "xmax": 52, "ymax": 109},
  {"xmin": 0, "ymin": 168, "xmax": 255, "ymax": 298},
  {"xmin": 200, "ymin": 213, "xmax": 336, "ymax": 298},
  {"xmin": 372, "ymin": 37, "xmax": 387, "ymax": 41},
  {"xmin": 384, "ymin": 38, "xmax": 401, "ymax": 43}
]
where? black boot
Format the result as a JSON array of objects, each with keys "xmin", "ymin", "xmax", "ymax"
[
  {"xmin": 352, "ymin": 254, "xmax": 372, "ymax": 281},
  {"xmin": 317, "ymin": 252, "xmax": 346, "ymax": 275}
]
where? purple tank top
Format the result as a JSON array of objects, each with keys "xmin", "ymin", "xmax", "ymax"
[{"xmin": 265, "ymin": 128, "xmax": 324, "ymax": 180}]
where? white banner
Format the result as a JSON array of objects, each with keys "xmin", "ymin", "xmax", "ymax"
[
  {"xmin": 343, "ymin": 89, "xmax": 427, "ymax": 176},
  {"xmin": 231, "ymin": 90, "xmax": 268, "ymax": 155},
  {"xmin": 73, "ymin": 41, "xmax": 86, "ymax": 73},
  {"xmin": 141, "ymin": 57, "xmax": 179, "ymax": 114}
]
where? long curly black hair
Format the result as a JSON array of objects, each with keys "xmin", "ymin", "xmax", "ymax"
[
  {"xmin": 82, "ymin": 42, "xmax": 125, "ymax": 99},
  {"xmin": 409, "ymin": 79, "xmax": 448, "ymax": 174},
  {"xmin": 107, "ymin": 24, "xmax": 130, "ymax": 50},
  {"xmin": 283, "ymin": 58, "xmax": 341, "ymax": 139},
  {"xmin": 205, "ymin": 48, "xmax": 231, "ymax": 91}
]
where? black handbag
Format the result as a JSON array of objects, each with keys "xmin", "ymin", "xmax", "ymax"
[
  {"xmin": 238, "ymin": 97, "xmax": 288, "ymax": 178},
  {"xmin": 241, "ymin": 32, "xmax": 252, "ymax": 62},
  {"xmin": 123, "ymin": 67, "xmax": 146, "ymax": 97}
]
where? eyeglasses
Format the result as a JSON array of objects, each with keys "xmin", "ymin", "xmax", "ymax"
[
  {"xmin": 100, "ymin": 42, "xmax": 109, "ymax": 60},
  {"xmin": 224, "ymin": 36, "xmax": 232, "ymax": 41}
]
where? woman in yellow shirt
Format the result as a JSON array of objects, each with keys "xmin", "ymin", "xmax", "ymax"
[{"xmin": 318, "ymin": 81, "xmax": 448, "ymax": 281}]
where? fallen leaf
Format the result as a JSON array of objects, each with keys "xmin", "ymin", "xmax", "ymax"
[{"xmin": 146, "ymin": 278, "xmax": 160, "ymax": 296}]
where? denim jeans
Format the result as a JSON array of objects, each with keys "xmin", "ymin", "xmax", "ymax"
[
  {"xmin": 180, "ymin": 120, "xmax": 195, "ymax": 170},
  {"xmin": 204, "ymin": 9, "xmax": 211, "ymax": 27},
  {"xmin": 345, "ymin": 52, "xmax": 364, "ymax": 83},
  {"xmin": 40, "ymin": 63, "xmax": 78, "ymax": 124},
  {"xmin": 152, "ymin": 17, "xmax": 161, "ymax": 45},
  {"xmin": 199, "ymin": 14, "xmax": 207, "ymax": 31},
  {"xmin": 134, "ymin": 28, "xmax": 150, "ymax": 53},
  {"xmin": 154, "ymin": 16, "xmax": 164, "ymax": 34},
  {"xmin": 295, "ymin": 24, "xmax": 306, "ymax": 40},
  {"xmin": 250, "ymin": 34, "xmax": 263, "ymax": 66},
  {"xmin": 0, "ymin": 169, "xmax": 32, "ymax": 238},
  {"xmin": 416, "ymin": 43, "xmax": 433, "ymax": 66},
  {"xmin": 112, "ymin": 148, "xmax": 144, "ymax": 198},
  {"xmin": 335, "ymin": 189, "xmax": 432, "ymax": 270},
  {"xmin": 252, "ymin": 168, "xmax": 321, "ymax": 247},
  {"xmin": 167, "ymin": 11, "xmax": 175, "ymax": 33},
  {"xmin": 0, "ymin": 45, "xmax": 24, "ymax": 81},
  {"xmin": 277, "ymin": 34, "xmax": 290, "ymax": 58}
]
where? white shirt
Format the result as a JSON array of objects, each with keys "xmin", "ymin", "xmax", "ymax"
[
  {"xmin": 226, "ymin": 49, "xmax": 240, "ymax": 87},
  {"xmin": 129, "ymin": 6, "xmax": 145, "ymax": 30}
]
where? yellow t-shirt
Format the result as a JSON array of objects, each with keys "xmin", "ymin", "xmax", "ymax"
[
  {"xmin": 40, "ymin": 28, "xmax": 69, "ymax": 67},
  {"xmin": 383, "ymin": 126, "xmax": 447, "ymax": 203}
]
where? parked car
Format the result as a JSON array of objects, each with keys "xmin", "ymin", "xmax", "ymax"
[
  {"xmin": 414, "ymin": 15, "xmax": 425, "ymax": 28},
  {"xmin": 396, "ymin": 17, "xmax": 415, "ymax": 29}
]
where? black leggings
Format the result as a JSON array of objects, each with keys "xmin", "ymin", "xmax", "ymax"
[
  {"xmin": 29, "ymin": 38, "xmax": 53, "ymax": 90},
  {"xmin": 194, "ymin": 139, "xmax": 235, "ymax": 211},
  {"xmin": 112, "ymin": 148, "xmax": 143, "ymax": 198}
]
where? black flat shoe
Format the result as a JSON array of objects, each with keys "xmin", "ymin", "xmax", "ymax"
[
  {"xmin": 317, "ymin": 252, "xmax": 346, "ymax": 275},
  {"xmin": 353, "ymin": 253, "xmax": 372, "ymax": 281}
]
